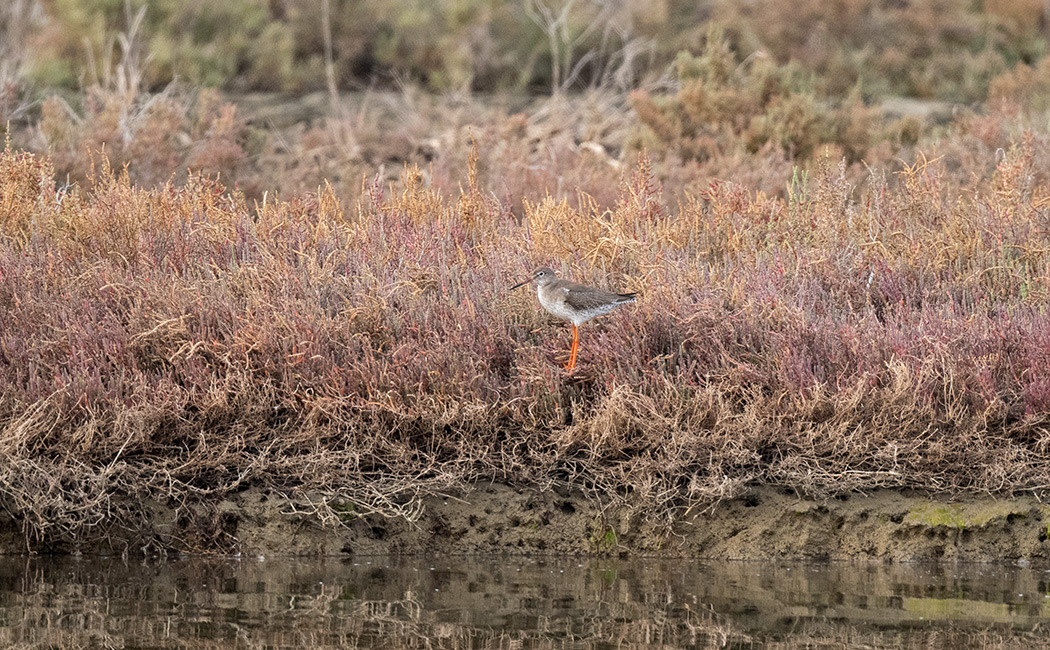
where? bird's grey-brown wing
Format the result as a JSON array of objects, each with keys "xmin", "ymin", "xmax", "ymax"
[{"xmin": 563, "ymin": 283, "xmax": 637, "ymax": 313}]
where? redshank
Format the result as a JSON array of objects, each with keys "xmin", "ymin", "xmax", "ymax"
[{"xmin": 512, "ymin": 267, "xmax": 637, "ymax": 373}]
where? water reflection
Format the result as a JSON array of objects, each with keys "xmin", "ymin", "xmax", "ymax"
[{"xmin": 0, "ymin": 556, "xmax": 1047, "ymax": 648}]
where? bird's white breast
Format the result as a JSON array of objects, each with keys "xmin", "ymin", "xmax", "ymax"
[
  {"xmin": 538, "ymin": 286, "xmax": 591, "ymax": 325},
  {"xmin": 537, "ymin": 287, "xmax": 579, "ymax": 323}
]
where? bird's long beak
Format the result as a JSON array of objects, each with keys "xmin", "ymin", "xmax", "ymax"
[{"xmin": 510, "ymin": 277, "xmax": 532, "ymax": 290}]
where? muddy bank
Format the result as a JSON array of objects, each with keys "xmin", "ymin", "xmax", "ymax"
[{"xmin": 6, "ymin": 484, "xmax": 1050, "ymax": 562}]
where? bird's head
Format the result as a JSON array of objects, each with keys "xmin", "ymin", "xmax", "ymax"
[{"xmin": 511, "ymin": 267, "xmax": 558, "ymax": 289}]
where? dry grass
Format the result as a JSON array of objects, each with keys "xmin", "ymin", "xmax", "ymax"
[
  {"xmin": 3, "ymin": 80, "xmax": 1050, "ymax": 552},
  {"xmin": 3, "ymin": 22, "xmax": 1050, "ymax": 549}
]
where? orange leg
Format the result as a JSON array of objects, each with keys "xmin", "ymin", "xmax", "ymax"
[{"xmin": 565, "ymin": 323, "xmax": 579, "ymax": 373}]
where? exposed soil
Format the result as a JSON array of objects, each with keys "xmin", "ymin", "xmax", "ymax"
[{"xmin": 10, "ymin": 484, "xmax": 1050, "ymax": 562}]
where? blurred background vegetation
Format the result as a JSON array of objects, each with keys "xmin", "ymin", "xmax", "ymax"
[
  {"xmin": 4, "ymin": 0, "xmax": 1050, "ymax": 99},
  {"xmin": 4, "ymin": 0, "xmax": 1050, "ymax": 206}
]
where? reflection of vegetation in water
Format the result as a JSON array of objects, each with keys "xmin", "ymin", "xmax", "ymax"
[
  {"xmin": 2, "ymin": 557, "xmax": 1049, "ymax": 649},
  {"xmin": 902, "ymin": 597, "xmax": 1018, "ymax": 622}
]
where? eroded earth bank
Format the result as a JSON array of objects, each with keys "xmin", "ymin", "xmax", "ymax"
[{"xmin": 5, "ymin": 485, "xmax": 1050, "ymax": 563}]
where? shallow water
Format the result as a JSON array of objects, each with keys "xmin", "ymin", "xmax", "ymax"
[{"xmin": 0, "ymin": 556, "xmax": 1048, "ymax": 649}]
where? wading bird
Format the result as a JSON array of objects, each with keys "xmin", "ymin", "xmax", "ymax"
[{"xmin": 512, "ymin": 267, "xmax": 637, "ymax": 373}]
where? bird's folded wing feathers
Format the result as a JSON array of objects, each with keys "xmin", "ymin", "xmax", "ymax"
[{"xmin": 564, "ymin": 287, "xmax": 637, "ymax": 311}]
